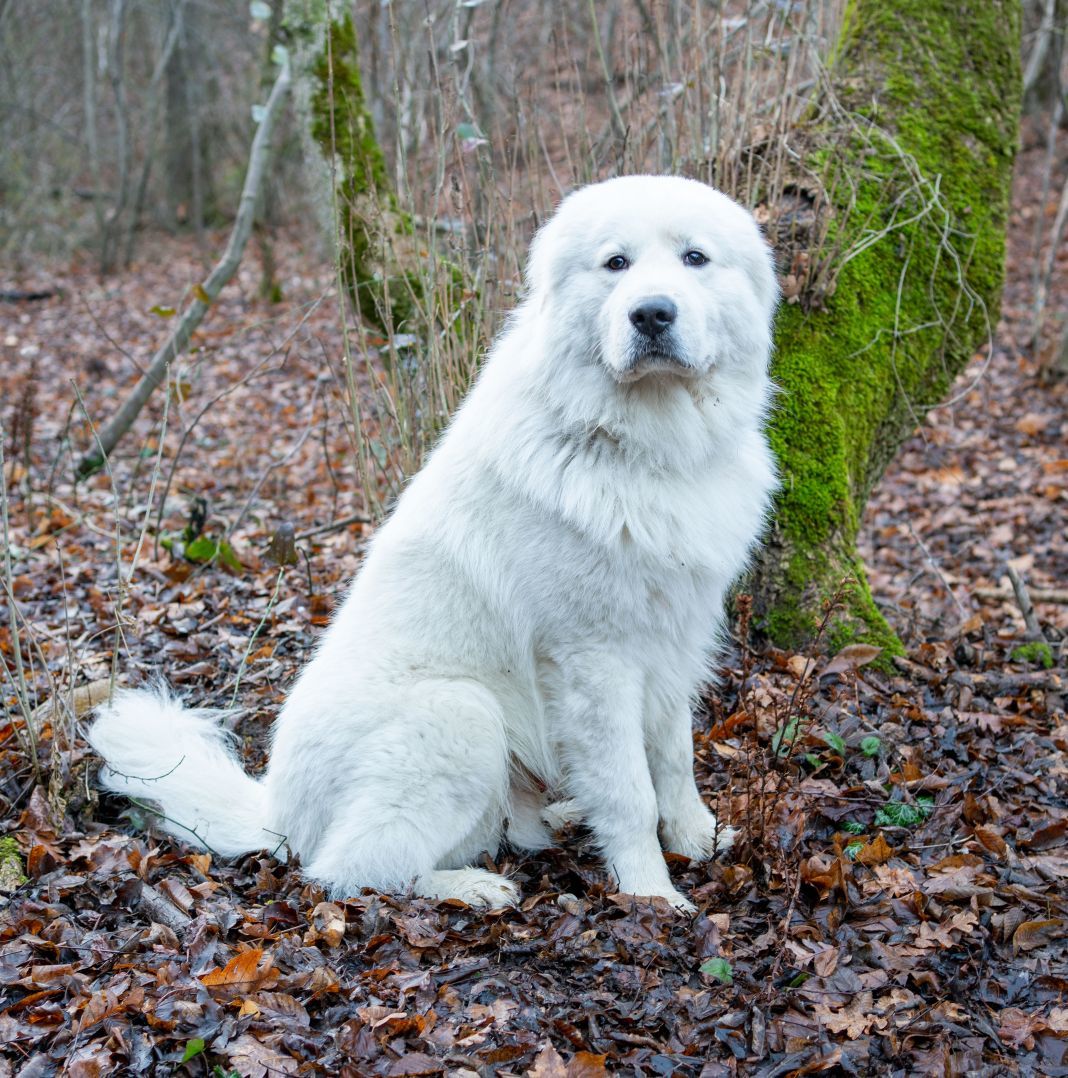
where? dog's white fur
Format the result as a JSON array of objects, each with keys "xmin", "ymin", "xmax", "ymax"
[{"xmin": 89, "ymin": 175, "xmax": 778, "ymax": 911}]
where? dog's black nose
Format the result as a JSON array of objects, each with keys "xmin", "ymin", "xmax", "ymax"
[{"xmin": 629, "ymin": 296, "xmax": 677, "ymax": 337}]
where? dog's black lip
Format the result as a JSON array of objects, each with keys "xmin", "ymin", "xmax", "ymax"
[{"xmin": 629, "ymin": 346, "xmax": 688, "ymax": 367}]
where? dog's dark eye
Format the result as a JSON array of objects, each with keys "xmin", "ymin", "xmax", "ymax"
[
  {"xmin": 683, "ymin": 250, "xmax": 709, "ymax": 267},
  {"xmin": 604, "ymin": 255, "xmax": 629, "ymax": 272}
]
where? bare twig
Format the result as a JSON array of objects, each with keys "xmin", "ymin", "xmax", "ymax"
[
  {"xmin": 1005, "ymin": 565, "xmax": 1050, "ymax": 646},
  {"xmin": 907, "ymin": 523, "xmax": 967, "ymax": 619},
  {"xmin": 293, "ymin": 511, "xmax": 371, "ymax": 543},
  {"xmin": 77, "ymin": 53, "xmax": 292, "ymax": 477}
]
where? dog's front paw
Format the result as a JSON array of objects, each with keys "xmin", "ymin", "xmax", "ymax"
[
  {"xmin": 613, "ymin": 885, "xmax": 697, "ymax": 915},
  {"xmin": 661, "ymin": 809, "xmax": 737, "ymax": 862}
]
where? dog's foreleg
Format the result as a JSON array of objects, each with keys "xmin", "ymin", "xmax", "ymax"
[
  {"xmin": 551, "ymin": 658, "xmax": 694, "ymax": 911},
  {"xmin": 647, "ymin": 702, "xmax": 737, "ymax": 861}
]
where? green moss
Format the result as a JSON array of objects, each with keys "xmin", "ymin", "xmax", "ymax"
[
  {"xmin": 0, "ymin": 836, "xmax": 26, "ymax": 892},
  {"xmin": 308, "ymin": 14, "xmax": 421, "ymax": 332},
  {"xmin": 1012, "ymin": 642, "xmax": 1055, "ymax": 669},
  {"xmin": 758, "ymin": 0, "xmax": 1020, "ymax": 650}
]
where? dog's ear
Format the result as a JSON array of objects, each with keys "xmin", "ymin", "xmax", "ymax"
[{"xmin": 524, "ymin": 217, "xmax": 556, "ymax": 307}]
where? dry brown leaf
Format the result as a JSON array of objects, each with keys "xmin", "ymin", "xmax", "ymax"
[
  {"xmin": 1015, "ymin": 412, "xmax": 1054, "ymax": 435},
  {"xmin": 813, "ymin": 991, "xmax": 884, "ymax": 1038},
  {"xmin": 786, "ymin": 654, "xmax": 816, "ymax": 679},
  {"xmin": 306, "ymin": 901, "xmax": 346, "ymax": 947},
  {"xmin": 74, "ymin": 989, "xmax": 125, "ymax": 1035},
  {"xmin": 1012, "ymin": 918, "xmax": 1067, "ymax": 954},
  {"xmin": 999, "ymin": 1007, "xmax": 1041, "ymax": 1048},
  {"xmin": 31, "ymin": 678, "xmax": 119, "ymax": 723},
  {"xmin": 387, "ymin": 1052, "xmax": 445, "ymax": 1076},
  {"xmin": 973, "ymin": 826, "xmax": 1009, "ymax": 858},
  {"xmin": 224, "ymin": 1032, "xmax": 298, "ymax": 1077},
  {"xmin": 566, "ymin": 1052, "xmax": 608, "ymax": 1077},
  {"xmin": 855, "ymin": 833, "xmax": 894, "ymax": 866},
  {"xmin": 820, "ymin": 644, "xmax": 883, "ymax": 678},
  {"xmin": 528, "ymin": 1043, "xmax": 568, "ymax": 1078},
  {"xmin": 812, "ymin": 944, "xmax": 839, "ymax": 978},
  {"xmin": 200, "ymin": 947, "xmax": 276, "ymax": 991}
]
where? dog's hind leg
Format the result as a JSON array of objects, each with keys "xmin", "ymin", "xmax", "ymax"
[{"xmin": 303, "ymin": 678, "xmax": 517, "ymax": 907}]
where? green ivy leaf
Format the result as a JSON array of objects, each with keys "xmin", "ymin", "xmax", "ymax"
[
  {"xmin": 841, "ymin": 820, "xmax": 866, "ymax": 834},
  {"xmin": 875, "ymin": 796, "xmax": 934, "ymax": 828},
  {"xmin": 861, "ymin": 736, "xmax": 881, "ymax": 757},
  {"xmin": 699, "ymin": 958, "xmax": 733, "ymax": 985}
]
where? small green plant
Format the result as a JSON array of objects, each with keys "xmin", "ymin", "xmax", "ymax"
[
  {"xmin": 860, "ymin": 735, "xmax": 881, "ymax": 756},
  {"xmin": 843, "ymin": 840, "xmax": 865, "ymax": 860},
  {"xmin": 1012, "ymin": 642, "xmax": 1054, "ymax": 669},
  {"xmin": 182, "ymin": 1039, "xmax": 206, "ymax": 1063},
  {"xmin": 699, "ymin": 958, "xmax": 733, "ymax": 985},
  {"xmin": 841, "ymin": 820, "xmax": 866, "ymax": 835},
  {"xmin": 159, "ymin": 533, "xmax": 242, "ymax": 572},
  {"xmin": 772, "ymin": 718, "xmax": 800, "ymax": 756},
  {"xmin": 875, "ymin": 795, "xmax": 934, "ymax": 828},
  {"xmin": 822, "ymin": 730, "xmax": 846, "ymax": 756}
]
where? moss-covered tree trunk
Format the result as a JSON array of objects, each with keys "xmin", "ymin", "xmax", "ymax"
[
  {"xmin": 753, "ymin": 0, "xmax": 1021, "ymax": 652},
  {"xmin": 287, "ymin": 5, "xmax": 420, "ymax": 332}
]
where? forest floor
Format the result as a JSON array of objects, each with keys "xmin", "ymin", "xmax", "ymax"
[{"xmin": 1, "ymin": 127, "xmax": 1067, "ymax": 1075}]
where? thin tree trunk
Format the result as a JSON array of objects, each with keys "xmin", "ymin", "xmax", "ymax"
[
  {"xmin": 77, "ymin": 57, "xmax": 292, "ymax": 478},
  {"xmin": 122, "ymin": 0, "xmax": 186, "ymax": 267}
]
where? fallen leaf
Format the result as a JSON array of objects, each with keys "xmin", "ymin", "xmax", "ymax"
[
  {"xmin": 529, "ymin": 1043, "xmax": 568, "ymax": 1078},
  {"xmin": 306, "ymin": 901, "xmax": 346, "ymax": 947},
  {"xmin": 855, "ymin": 832, "xmax": 894, "ymax": 865},
  {"xmin": 820, "ymin": 644, "xmax": 883, "ymax": 678},
  {"xmin": 1012, "ymin": 919, "xmax": 1067, "ymax": 954},
  {"xmin": 200, "ymin": 948, "xmax": 276, "ymax": 991},
  {"xmin": 225, "ymin": 1032, "xmax": 298, "ymax": 1077}
]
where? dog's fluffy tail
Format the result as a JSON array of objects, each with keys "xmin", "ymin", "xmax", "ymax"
[{"xmin": 87, "ymin": 685, "xmax": 272, "ymax": 858}]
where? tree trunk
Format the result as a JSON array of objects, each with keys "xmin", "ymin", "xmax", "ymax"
[
  {"xmin": 296, "ymin": 9, "xmax": 423, "ymax": 333},
  {"xmin": 752, "ymin": 0, "xmax": 1022, "ymax": 653}
]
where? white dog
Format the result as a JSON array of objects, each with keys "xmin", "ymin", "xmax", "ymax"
[{"xmin": 89, "ymin": 175, "xmax": 778, "ymax": 911}]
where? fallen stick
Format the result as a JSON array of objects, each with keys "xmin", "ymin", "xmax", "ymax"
[
  {"xmin": 1005, "ymin": 565, "xmax": 1050, "ymax": 645},
  {"xmin": 973, "ymin": 586, "xmax": 1068, "ymax": 604},
  {"xmin": 77, "ymin": 56, "xmax": 291, "ymax": 478},
  {"xmin": 137, "ymin": 881, "xmax": 192, "ymax": 935}
]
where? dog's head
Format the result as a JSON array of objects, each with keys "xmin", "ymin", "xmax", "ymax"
[{"xmin": 525, "ymin": 175, "xmax": 777, "ymax": 384}]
